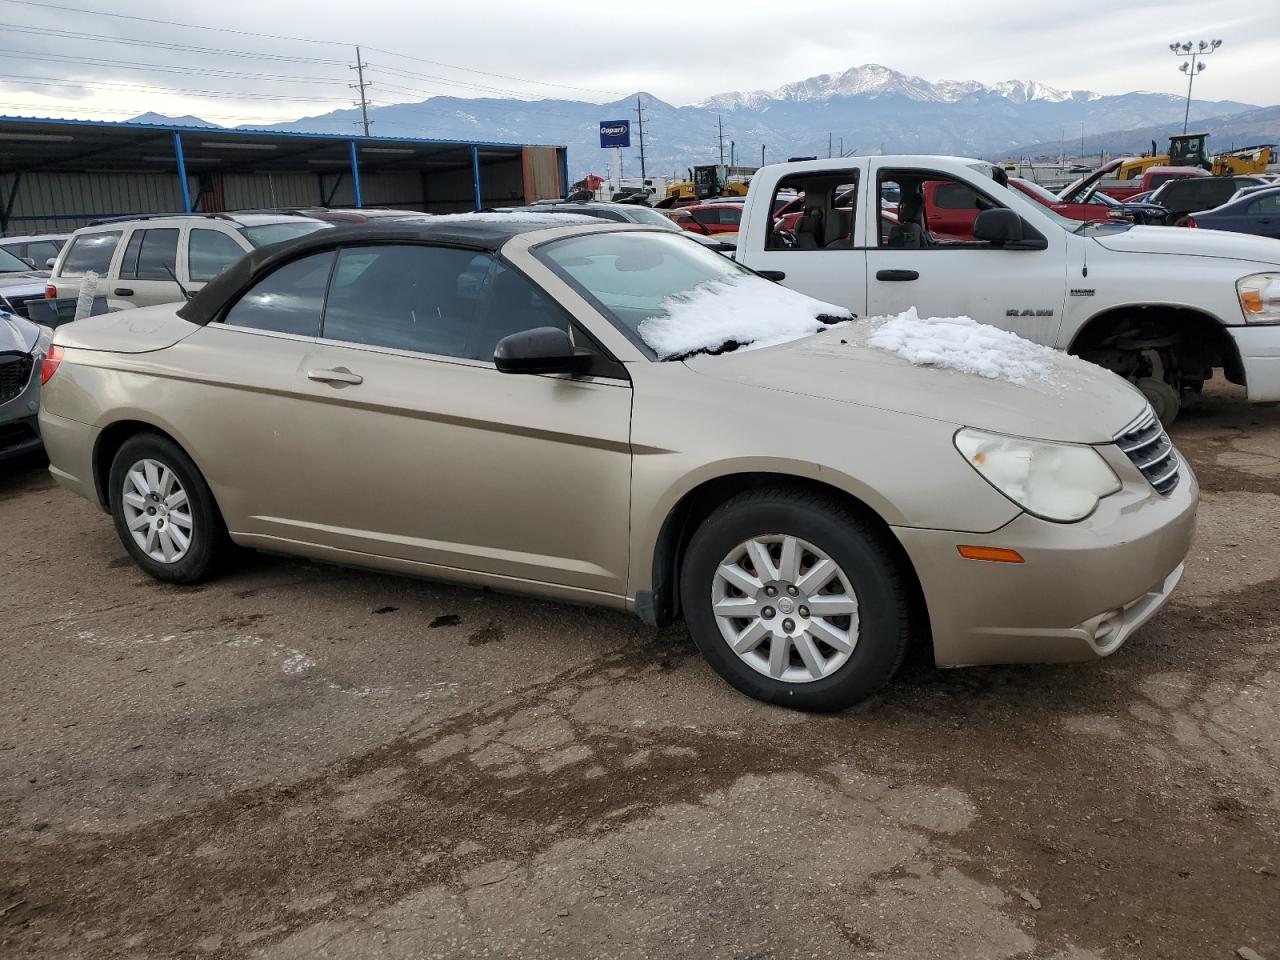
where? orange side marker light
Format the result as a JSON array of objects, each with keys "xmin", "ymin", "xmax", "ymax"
[{"xmin": 957, "ymin": 545, "xmax": 1025, "ymax": 564}]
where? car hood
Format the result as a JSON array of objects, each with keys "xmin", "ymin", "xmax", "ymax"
[
  {"xmin": 1091, "ymin": 225, "xmax": 1280, "ymax": 265},
  {"xmin": 0, "ymin": 271, "xmax": 48, "ymax": 290},
  {"xmin": 684, "ymin": 325, "xmax": 1147, "ymax": 444},
  {"xmin": 1058, "ymin": 158, "xmax": 1125, "ymax": 200},
  {"xmin": 54, "ymin": 303, "xmax": 199, "ymax": 354},
  {"xmin": 0, "ymin": 309, "xmax": 41, "ymax": 353}
]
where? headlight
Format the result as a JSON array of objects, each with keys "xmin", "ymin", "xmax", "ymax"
[
  {"xmin": 1237, "ymin": 273, "xmax": 1280, "ymax": 324},
  {"xmin": 954, "ymin": 429, "xmax": 1121, "ymax": 523}
]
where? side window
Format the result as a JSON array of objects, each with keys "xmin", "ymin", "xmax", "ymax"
[
  {"xmin": 120, "ymin": 229, "xmax": 179, "ymax": 281},
  {"xmin": 223, "ymin": 250, "xmax": 335, "ymax": 336},
  {"xmin": 473, "ymin": 261, "xmax": 573, "ymax": 362},
  {"xmin": 691, "ymin": 207, "xmax": 719, "ymax": 226},
  {"xmin": 720, "ymin": 206, "xmax": 742, "ymax": 227},
  {"xmin": 321, "ymin": 244, "xmax": 487, "ymax": 358},
  {"xmin": 58, "ymin": 231, "xmax": 121, "ymax": 277},
  {"xmin": 768, "ymin": 170, "xmax": 859, "ymax": 250},
  {"xmin": 21, "ymin": 240, "xmax": 60, "ymax": 265},
  {"xmin": 880, "ymin": 171, "xmax": 1001, "ymax": 247},
  {"xmin": 189, "ymin": 229, "xmax": 248, "ymax": 282}
]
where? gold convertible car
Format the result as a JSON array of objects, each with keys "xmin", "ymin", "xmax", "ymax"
[{"xmin": 38, "ymin": 216, "xmax": 1197, "ymax": 710}]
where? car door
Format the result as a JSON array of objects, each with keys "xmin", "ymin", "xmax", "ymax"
[
  {"xmin": 865, "ymin": 162, "xmax": 1067, "ymax": 344},
  {"xmin": 164, "ymin": 249, "xmax": 336, "ymax": 539},
  {"xmin": 1243, "ymin": 195, "xmax": 1280, "ymax": 239},
  {"xmin": 111, "ymin": 226, "xmax": 185, "ymax": 309},
  {"xmin": 290, "ymin": 242, "xmax": 634, "ymax": 597}
]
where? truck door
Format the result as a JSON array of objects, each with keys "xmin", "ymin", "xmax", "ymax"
[
  {"xmin": 747, "ymin": 162, "xmax": 869, "ymax": 316},
  {"xmin": 865, "ymin": 161, "xmax": 1068, "ymax": 345}
]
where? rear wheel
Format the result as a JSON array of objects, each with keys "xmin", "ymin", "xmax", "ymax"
[
  {"xmin": 108, "ymin": 433, "xmax": 229, "ymax": 583},
  {"xmin": 680, "ymin": 489, "xmax": 911, "ymax": 711}
]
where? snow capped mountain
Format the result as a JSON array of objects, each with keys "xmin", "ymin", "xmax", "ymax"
[{"xmin": 697, "ymin": 64, "xmax": 1098, "ymax": 109}]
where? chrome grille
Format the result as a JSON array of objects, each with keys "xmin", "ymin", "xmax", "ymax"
[
  {"xmin": 1115, "ymin": 408, "xmax": 1179, "ymax": 496},
  {"xmin": 0, "ymin": 352, "xmax": 34, "ymax": 404}
]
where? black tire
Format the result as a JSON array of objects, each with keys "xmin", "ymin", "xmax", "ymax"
[
  {"xmin": 108, "ymin": 432, "xmax": 229, "ymax": 584},
  {"xmin": 680, "ymin": 488, "xmax": 912, "ymax": 712}
]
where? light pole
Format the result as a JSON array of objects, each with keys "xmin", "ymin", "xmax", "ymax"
[{"xmin": 1170, "ymin": 39, "xmax": 1222, "ymax": 135}]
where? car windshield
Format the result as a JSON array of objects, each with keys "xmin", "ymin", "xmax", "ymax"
[
  {"xmin": 0, "ymin": 246, "xmax": 31, "ymax": 273},
  {"xmin": 1015, "ymin": 180, "xmax": 1061, "ymax": 204},
  {"xmin": 238, "ymin": 220, "xmax": 332, "ymax": 248},
  {"xmin": 620, "ymin": 206, "xmax": 683, "ymax": 231},
  {"xmin": 537, "ymin": 231, "xmax": 850, "ymax": 360}
]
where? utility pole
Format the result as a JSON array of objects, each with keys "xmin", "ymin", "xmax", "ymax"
[
  {"xmin": 839, "ymin": 136, "xmax": 843, "ymax": 157},
  {"xmin": 828, "ymin": 132, "xmax": 832, "ymax": 158},
  {"xmin": 350, "ymin": 45, "xmax": 372, "ymax": 136},
  {"xmin": 1170, "ymin": 39, "xmax": 1222, "ymax": 134},
  {"xmin": 634, "ymin": 95, "xmax": 647, "ymax": 180},
  {"xmin": 717, "ymin": 115, "xmax": 725, "ymax": 164},
  {"xmin": 761, "ymin": 144, "xmax": 766, "ymax": 166},
  {"xmin": 730, "ymin": 140, "xmax": 735, "ymax": 166}
]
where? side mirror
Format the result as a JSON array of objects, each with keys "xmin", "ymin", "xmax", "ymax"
[
  {"xmin": 973, "ymin": 208, "xmax": 1046, "ymax": 249},
  {"xmin": 494, "ymin": 326, "xmax": 593, "ymax": 375},
  {"xmin": 21, "ymin": 256, "xmax": 36, "ymax": 269},
  {"xmin": 45, "ymin": 257, "xmax": 56, "ymax": 269}
]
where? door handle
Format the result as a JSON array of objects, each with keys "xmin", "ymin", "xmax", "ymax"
[
  {"xmin": 113, "ymin": 287, "xmax": 134, "ymax": 296},
  {"xmin": 307, "ymin": 367, "xmax": 363, "ymax": 386},
  {"xmin": 756, "ymin": 270, "xmax": 786, "ymax": 282},
  {"xmin": 876, "ymin": 270, "xmax": 919, "ymax": 282}
]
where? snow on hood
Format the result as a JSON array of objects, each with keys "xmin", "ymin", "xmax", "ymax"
[
  {"xmin": 866, "ymin": 307, "xmax": 1059, "ymax": 385},
  {"xmin": 640, "ymin": 274, "xmax": 853, "ymax": 360}
]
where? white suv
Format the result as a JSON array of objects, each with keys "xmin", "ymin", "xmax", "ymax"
[{"xmin": 48, "ymin": 213, "xmax": 331, "ymax": 311}]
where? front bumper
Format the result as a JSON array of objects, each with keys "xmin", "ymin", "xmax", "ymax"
[
  {"xmin": 893, "ymin": 450, "xmax": 1198, "ymax": 667},
  {"xmin": 1227, "ymin": 325, "xmax": 1280, "ymax": 402},
  {"xmin": 0, "ymin": 354, "xmax": 43, "ymax": 460}
]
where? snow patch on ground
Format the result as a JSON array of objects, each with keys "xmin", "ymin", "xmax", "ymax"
[
  {"xmin": 640, "ymin": 274, "xmax": 853, "ymax": 360},
  {"xmin": 866, "ymin": 307, "xmax": 1058, "ymax": 385}
]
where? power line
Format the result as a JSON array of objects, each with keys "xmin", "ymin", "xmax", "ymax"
[
  {"xmin": 0, "ymin": 47, "xmax": 349, "ymax": 85},
  {"xmin": 0, "ymin": 0, "xmax": 624, "ymax": 98},
  {"xmin": 3, "ymin": 23, "xmax": 347, "ymax": 64},
  {"xmin": 0, "ymin": 100, "xmax": 301, "ymax": 122}
]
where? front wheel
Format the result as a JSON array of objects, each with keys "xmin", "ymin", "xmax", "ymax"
[
  {"xmin": 109, "ymin": 433, "xmax": 229, "ymax": 583},
  {"xmin": 680, "ymin": 489, "xmax": 912, "ymax": 711}
]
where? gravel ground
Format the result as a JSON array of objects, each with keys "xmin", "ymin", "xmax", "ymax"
[{"xmin": 1, "ymin": 380, "xmax": 1277, "ymax": 960}]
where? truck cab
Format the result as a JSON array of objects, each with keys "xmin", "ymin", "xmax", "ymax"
[{"xmin": 736, "ymin": 155, "xmax": 1280, "ymax": 422}]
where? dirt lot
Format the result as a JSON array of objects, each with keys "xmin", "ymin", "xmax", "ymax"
[{"xmin": 1, "ymin": 381, "xmax": 1277, "ymax": 960}]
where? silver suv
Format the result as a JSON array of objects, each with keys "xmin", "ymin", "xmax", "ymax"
[{"xmin": 48, "ymin": 213, "xmax": 331, "ymax": 311}]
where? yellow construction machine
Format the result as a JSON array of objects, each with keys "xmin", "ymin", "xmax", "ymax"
[{"xmin": 1116, "ymin": 133, "xmax": 1273, "ymax": 181}]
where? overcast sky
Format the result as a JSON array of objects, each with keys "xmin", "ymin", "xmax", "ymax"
[{"xmin": 0, "ymin": 0, "xmax": 1276, "ymax": 124}]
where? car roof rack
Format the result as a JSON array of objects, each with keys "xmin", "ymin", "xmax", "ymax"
[{"xmin": 85, "ymin": 212, "xmax": 241, "ymax": 227}]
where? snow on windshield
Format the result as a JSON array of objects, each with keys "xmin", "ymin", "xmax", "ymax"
[
  {"xmin": 866, "ymin": 307, "xmax": 1057, "ymax": 385},
  {"xmin": 639, "ymin": 273, "xmax": 853, "ymax": 360}
]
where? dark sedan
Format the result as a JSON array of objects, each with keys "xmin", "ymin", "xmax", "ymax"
[{"xmin": 1185, "ymin": 186, "xmax": 1280, "ymax": 239}]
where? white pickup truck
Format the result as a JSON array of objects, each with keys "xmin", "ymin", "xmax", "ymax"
[{"xmin": 735, "ymin": 155, "xmax": 1280, "ymax": 421}]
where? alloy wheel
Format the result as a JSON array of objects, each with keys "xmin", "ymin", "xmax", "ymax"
[
  {"xmin": 120, "ymin": 458, "xmax": 194, "ymax": 564},
  {"xmin": 711, "ymin": 534, "xmax": 860, "ymax": 683}
]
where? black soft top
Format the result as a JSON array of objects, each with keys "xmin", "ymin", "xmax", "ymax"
[{"xmin": 177, "ymin": 217, "xmax": 583, "ymax": 327}]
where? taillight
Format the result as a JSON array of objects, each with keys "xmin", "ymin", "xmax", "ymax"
[
  {"xmin": 40, "ymin": 344, "xmax": 63, "ymax": 384},
  {"xmin": 1184, "ymin": 218, "xmax": 1199, "ymax": 229},
  {"xmin": 44, "ymin": 283, "xmax": 56, "ymax": 299}
]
